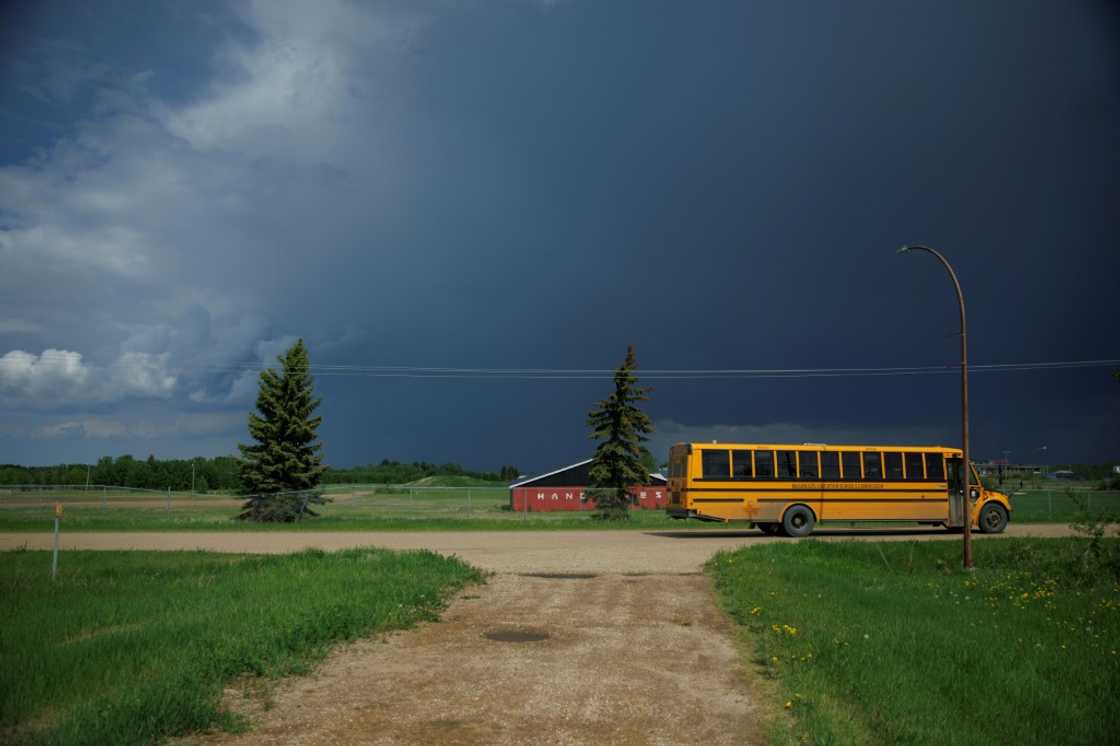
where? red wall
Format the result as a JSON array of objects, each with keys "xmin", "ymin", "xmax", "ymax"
[{"xmin": 509, "ymin": 486, "xmax": 668, "ymax": 512}]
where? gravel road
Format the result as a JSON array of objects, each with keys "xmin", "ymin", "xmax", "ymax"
[
  {"xmin": 0, "ymin": 523, "xmax": 1076, "ymax": 574},
  {"xmin": 188, "ymin": 573, "xmax": 763, "ymax": 746}
]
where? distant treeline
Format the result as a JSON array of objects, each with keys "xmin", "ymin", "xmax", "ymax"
[
  {"xmin": 323, "ymin": 460, "xmax": 519, "ymax": 485},
  {"xmin": 0, "ymin": 456, "xmax": 242, "ymax": 492},
  {"xmin": 0, "ymin": 456, "xmax": 519, "ymax": 491}
]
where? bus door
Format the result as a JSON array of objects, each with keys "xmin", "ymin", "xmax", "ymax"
[{"xmin": 946, "ymin": 458, "xmax": 964, "ymax": 527}]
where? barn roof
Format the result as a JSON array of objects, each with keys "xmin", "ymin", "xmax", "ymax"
[{"xmin": 510, "ymin": 459, "xmax": 667, "ymax": 488}]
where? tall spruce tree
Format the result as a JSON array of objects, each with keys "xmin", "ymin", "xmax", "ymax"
[
  {"xmin": 587, "ymin": 345, "xmax": 654, "ymax": 520},
  {"xmin": 237, "ymin": 339, "xmax": 329, "ymax": 522}
]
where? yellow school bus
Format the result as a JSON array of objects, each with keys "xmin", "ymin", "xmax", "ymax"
[{"xmin": 666, "ymin": 442, "xmax": 1012, "ymax": 536}]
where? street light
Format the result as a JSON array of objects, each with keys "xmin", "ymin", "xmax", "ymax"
[{"xmin": 898, "ymin": 244, "xmax": 973, "ymax": 569}]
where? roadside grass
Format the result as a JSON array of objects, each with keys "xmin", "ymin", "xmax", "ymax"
[
  {"xmin": 0, "ymin": 491, "xmax": 695, "ymax": 531},
  {"xmin": 709, "ymin": 537, "xmax": 1120, "ymax": 746},
  {"xmin": 0, "ymin": 548, "xmax": 482, "ymax": 746}
]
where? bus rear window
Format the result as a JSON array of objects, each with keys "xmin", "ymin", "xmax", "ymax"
[
  {"xmin": 701, "ymin": 450, "xmax": 730, "ymax": 479},
  {"xmin": 669, "ymin": 454, "xmax": 684, "ymax": 478}
]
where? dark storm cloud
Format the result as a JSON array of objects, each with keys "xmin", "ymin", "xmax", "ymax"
[{"xmin": 1, "ymin": 1, "xmax": 1117, "ymax": 468}]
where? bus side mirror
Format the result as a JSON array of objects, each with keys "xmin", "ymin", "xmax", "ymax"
[{"xmin": 969, "ymin": 488, "xmax": 980, "ymax": 500}]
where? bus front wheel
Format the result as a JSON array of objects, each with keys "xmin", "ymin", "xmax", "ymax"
[
  {"xmin": 979, "ymin": 503, "xmax": 1009, "ymax": 534},
  {"xmin": 782, "ymin": 505, "xmax": 816, "ymax": 538}
]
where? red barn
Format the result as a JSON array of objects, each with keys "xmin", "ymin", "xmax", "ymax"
[{"xmin": 509, "ymin": 459, "xmax": 668, "ymax": 512}]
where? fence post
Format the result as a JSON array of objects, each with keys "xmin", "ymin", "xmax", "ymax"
[
  {"xmin": 467, "ymin": 488, "xmax": 472, "ymax": 514},
  {"xmin": 51, "ymin": 508, "xmax": 61, "ymax": 580}
]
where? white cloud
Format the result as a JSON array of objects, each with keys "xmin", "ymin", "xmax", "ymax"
[
  {"xmin": 0, "ymin": 349, "xmax": 90, "ymax": 401},
  {"xmin": 0, "ymin": 349, "xmax": 176, "ymax": 407}
]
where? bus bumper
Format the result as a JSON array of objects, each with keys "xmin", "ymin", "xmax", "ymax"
[{"xmin": 665, "ymin": 507, "xmax": 728, "ymax": 523}]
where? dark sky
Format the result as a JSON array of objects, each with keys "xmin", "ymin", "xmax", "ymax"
[{"xmin": 1, "ymin": 0, "xmax": 1117, "ymax": 471}]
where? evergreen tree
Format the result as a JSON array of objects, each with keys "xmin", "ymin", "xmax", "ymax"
[
  {"xmin": 587, "ymin": 345, "xmax": 654, "ymax": 520},
  {"xmin": 237, "ymin": 339, "xmax": 329, "ymax": 522}
]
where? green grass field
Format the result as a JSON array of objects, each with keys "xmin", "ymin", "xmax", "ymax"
[
  {"xmin": 709, "ymin": 537, "xmax": 1120, "ymax": 745},
  {"xmin": 0, "ymin": 485, "xmax": 691, "ymax": 532},
  {"xmin": 0, "ymin": 548, "xmax": 482, "ymax": 746},
  {"xmin": 2, "ymin": 485, "xmax": 1116, "ymax": 533}
]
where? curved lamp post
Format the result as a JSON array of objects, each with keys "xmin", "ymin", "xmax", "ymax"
[{"xmin": 898, "ymin": 244, "xmax": 973, "ymax": 569}]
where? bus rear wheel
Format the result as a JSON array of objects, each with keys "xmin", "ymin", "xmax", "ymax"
[
  {"xmin": 782, "ymin": 505, "xmax": 816, "ymax": 538},
  {"xmin": 979, "ymin": 503, "xmax": 1009, "ymax": 534}
]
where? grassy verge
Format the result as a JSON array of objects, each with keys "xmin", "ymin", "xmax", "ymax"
[
  {"xmin": 0, "ymin": 506, "xmax": 695, "ymax": 532},
  {"xmin": 0, "ymin": 548, "xmax": 482, "ymax": 746},
  {"xmin": 709, "ymin": 537, "xmax": 1120, "ymax": 745}
]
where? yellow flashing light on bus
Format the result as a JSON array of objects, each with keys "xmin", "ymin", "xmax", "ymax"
[{"xmin": 666, "ymin": 442, "xmax": 1011, "ymax": 536}]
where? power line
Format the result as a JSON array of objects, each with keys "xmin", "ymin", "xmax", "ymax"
[{"xmin": 13, "ymin": 352, "xmax": 1120, "ymax": 381}]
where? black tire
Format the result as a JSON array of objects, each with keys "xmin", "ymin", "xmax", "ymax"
[
  {"xmin": 979, "ymin": 503, "xmax": 1009, "ymax": 534},
  {"xmin": 782, "ymin": 505, "xmax": 816, "ymax": 538}
]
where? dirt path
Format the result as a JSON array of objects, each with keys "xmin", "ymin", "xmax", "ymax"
[
  {"xmin": 7, "ymin": 524, "xmax": 1078, "ymax": 744},
  {"xmin": 191, "ymin": 573, "xmax": 761, "ymax": 746},
  {"xmin": 0, "ymin": 523, "xmax": 1078, "ymax": 573}
]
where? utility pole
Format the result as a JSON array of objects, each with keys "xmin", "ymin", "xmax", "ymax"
[{"xmin": 899, "ymin": 244, "xmax": 973, "ymax": 570}]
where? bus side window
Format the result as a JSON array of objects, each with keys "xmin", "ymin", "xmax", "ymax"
[
  {"xmin": 821, "ymin": 452, "xmax": 841, "ymax": 479},
  {"xmin": 755, "ymin": 450, "xmax": 775, "ymax": 479},
  {"xmin": 864, "ymin": 452, "xmax": 883, "ymax": 480},
  {"xmin": 925, "ymin": 453, "xmax": 945, "ymax": 481},
  {"xmin": 799, "ymin": 451, "xmax": 820, "ymax": 479},
  {"xmin": 701, "ymin": 450, "xmax": 731, "ymax": 479},
  {"xmin": 841, "ymin": 452, "xmax": 861, "ymax": 480},
  {"xmin": 884, "ymin": 452, "xmax": 904, "ymax": 480},
  {"xmin": 905, "ymin": 452, "xmax": 924, "ymax": 480},
  {"xmin": 732, "ymin": 450, "xmax": 753, "ymax": 479},
  {"xmin": 777, "ymin": 451, "xmax": 797, "ymax": 479}
]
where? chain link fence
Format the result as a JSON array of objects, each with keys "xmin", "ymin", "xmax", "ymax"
[
  {"xmin": 2, "ymin": 483, "xmax": 1117, "ymax": 527},
  {"xmin": 1006, "ymin": 487, "xmax": 1120, "ymax": 522}
]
